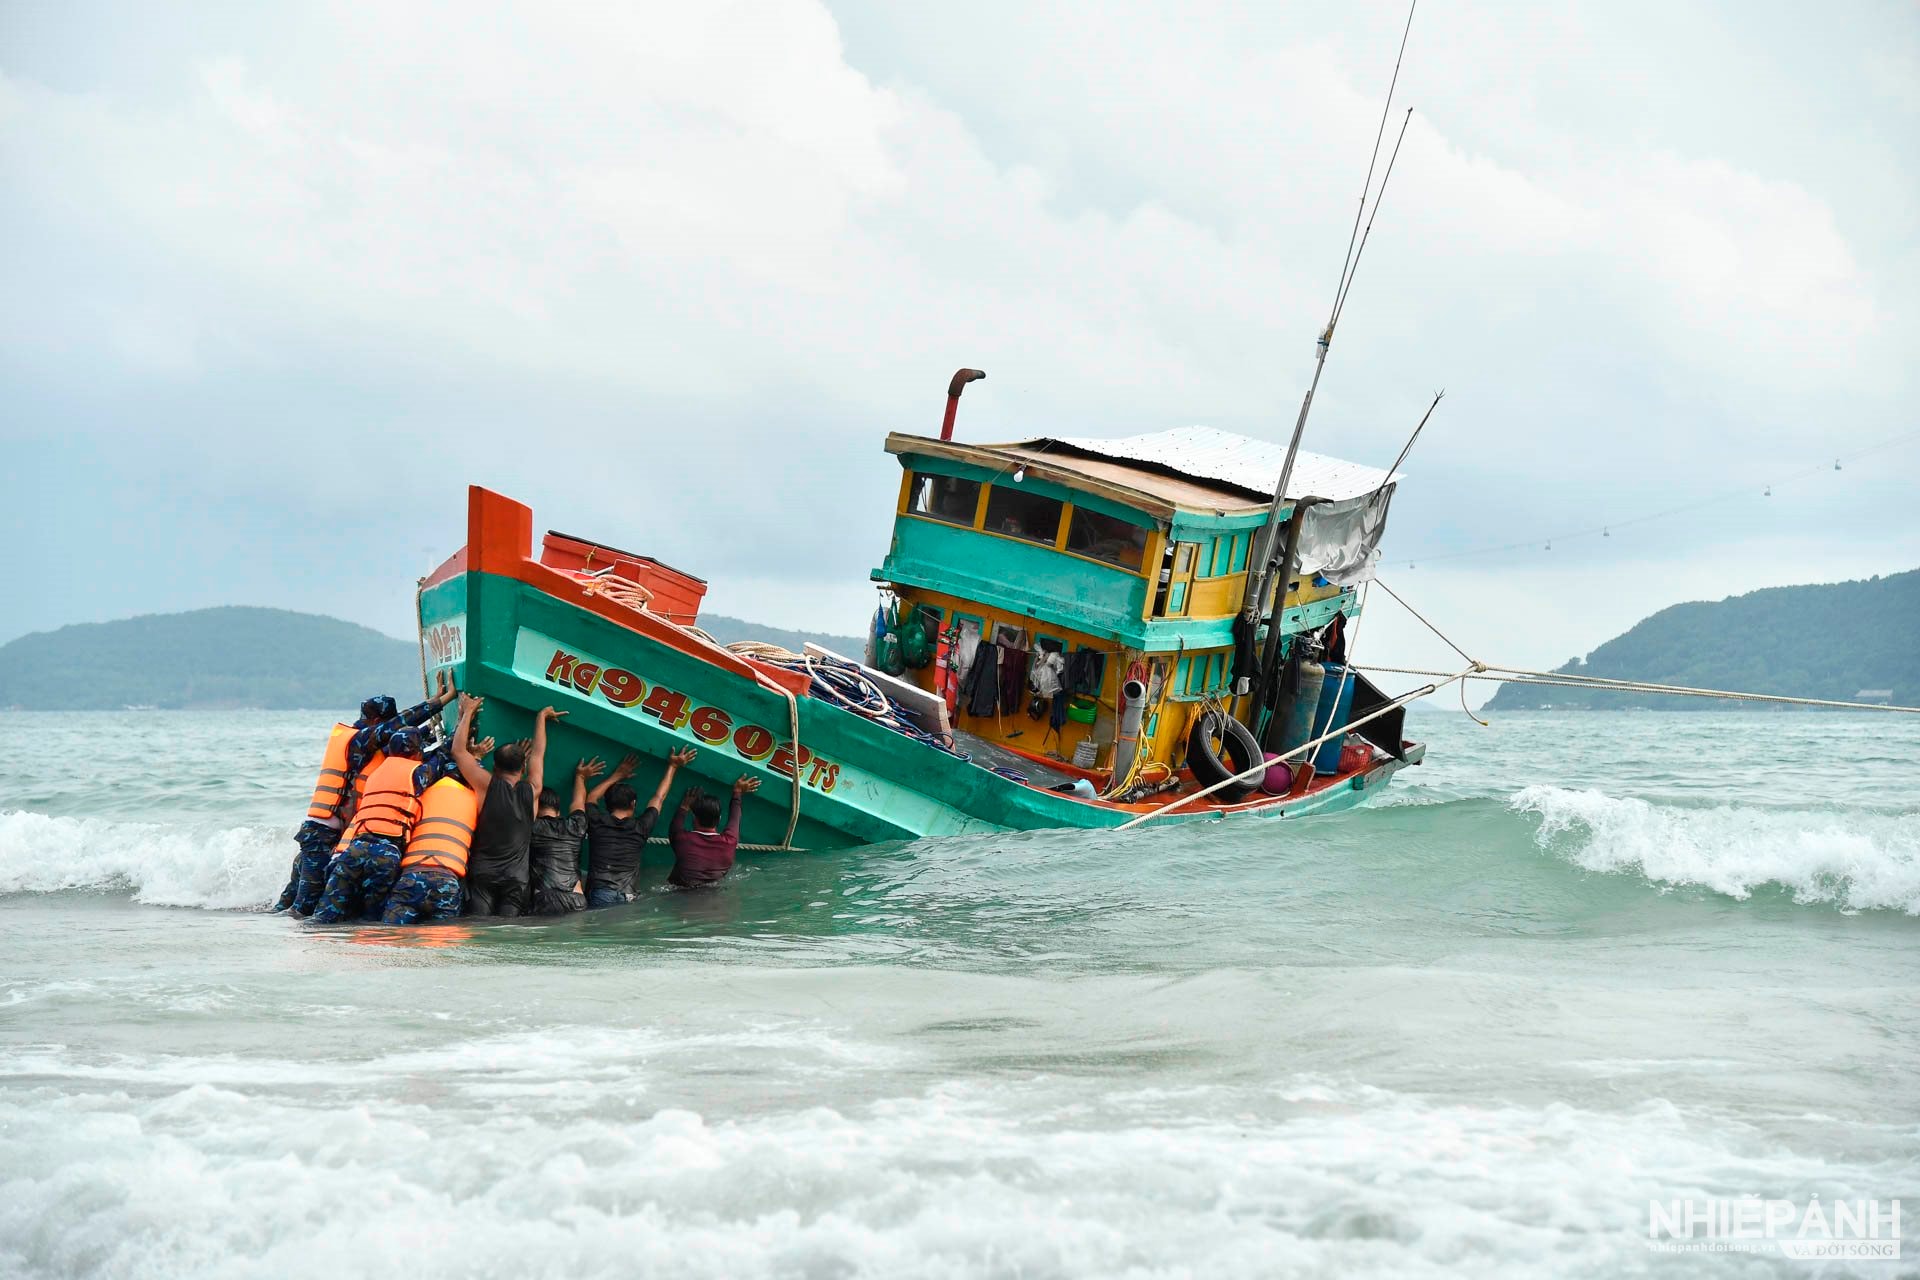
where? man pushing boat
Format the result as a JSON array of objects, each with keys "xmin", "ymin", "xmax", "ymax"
[{"xmin": 272, "ymin": 673, "xmax": 456, "ymax": 917}]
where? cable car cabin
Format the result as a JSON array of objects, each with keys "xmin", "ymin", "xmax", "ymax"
[{"xmin": 869, "ymin": 426, "xmax": 1398, "ymax": 792}]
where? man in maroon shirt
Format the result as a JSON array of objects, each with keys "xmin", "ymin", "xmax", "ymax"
[{"xmin": 667, "ymin": 774, "xmax": 762, "ymax": 887}]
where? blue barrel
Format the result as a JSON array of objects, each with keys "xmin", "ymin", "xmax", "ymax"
[
  {"xmin": 1277, "ymin": 660, "xmax": 1325, "ymax": 756},
  {"xmin": 1311, "ymin": 663, "xmax": 1356, "ymax": 775}
]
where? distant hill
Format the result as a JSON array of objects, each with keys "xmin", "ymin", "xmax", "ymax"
[
  {"xmin": 1485, "ymin": 569, "xmax": 1919, "ymax": 711},
  {"xmin": 0, "ymin": 607, "xmax": 868, "ymax": 711},
  {"xmin": 0, "ymin": 608, "xmax": 420, "ymax": 711}
]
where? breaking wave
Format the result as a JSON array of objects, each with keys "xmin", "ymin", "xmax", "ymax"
[
  {"xmin": 1511, "ymin": 786, "xmax": 1920, "ymax": 914},
  {"xmin": 2, "ymin": 1065, "xmax": 1904, "ymax": 1280},
  {"xmin": 0, "ymin": 810, "xmax": 288, "ymax": 910}
]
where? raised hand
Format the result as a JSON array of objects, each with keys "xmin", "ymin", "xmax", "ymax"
[
  {"xmin": 668, "ymin": 747, "xmax": 697, "ymax": 769},
  {"xmin": 537, "ymin": 706, "xmax": 568, "ymax": 723},
  {"xmin": 678, "ymin": 785, "xmax": 701, "ymax": 813},
  {"xmin": 473, "ymin": 735, "xmax": 497, "ymax": 757},
  {"xmin": 732, "ymin": 776, "xmax": 762, "ymax": 797},
  {"xmin": 576, "ymin": 756, "xmax": 608, "ymax": 780},
  {"xmin": 614, "ymin": 752, "xmax": 642, "ymax": 779},
  {"xmin": 457, "ymin": 692, "xmax": 484, "ymax": 718}
]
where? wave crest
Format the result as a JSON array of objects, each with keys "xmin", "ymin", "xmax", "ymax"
[
  {"xmin": 0, "ymin": 810, "xmax": 287, "ymax": 909},
  {"xmin": 1509, "ymin": 786, "xmax": 1920, "ymax": 914}
]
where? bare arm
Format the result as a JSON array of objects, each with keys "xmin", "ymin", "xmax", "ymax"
[
  {"xmin": 726, "ymin": 776, "xmax": 760, "ymax": 841},
  {"xmin": 527, "ymin": 706, "xmax": 564, "ymax": 797},
  {"xmin": 450, "ymin": 694, "xmax": 493, "ymax": 794},
  {"xmin": 586, "ymin": 751, "xmax": 638, "ymax": 808},
  {"xmin": 646, "ymin": 748, "xmax": 698, "ymax": 813},
  {"xmin": 571, "ymin": 756, "xmax": 603, "ymax": 815}
]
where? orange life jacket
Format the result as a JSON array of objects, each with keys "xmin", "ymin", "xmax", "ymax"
[
  {"xmin": 347, "ymin": 755, "xmax": 422, "ymax": 842},
  {"xmin": 347, "ymin": 746, "xmax": 388, "ymax": 813},
  {"xmin": 401, "ymin": 777, "xmax": 478, "ymax": 877},
  {"xmin": 305, "ymin": 723, "xmax": 356, "ymax": 823}
]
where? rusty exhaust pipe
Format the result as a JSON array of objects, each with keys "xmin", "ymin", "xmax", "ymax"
[{"xmin": 940, "ymin": 368, "xmax": 986, "ymax": 441}]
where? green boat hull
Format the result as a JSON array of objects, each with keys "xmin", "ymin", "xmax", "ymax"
[{"xmin": 417, "ymin": 567, "xmax": 1415, "ymax": 853}]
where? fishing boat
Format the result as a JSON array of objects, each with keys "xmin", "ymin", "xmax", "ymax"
[{"xmin": 415, "ymin": 390, "xmax": 1424, "ymax": 852}]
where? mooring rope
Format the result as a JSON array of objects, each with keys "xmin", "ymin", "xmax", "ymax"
[
  {"xmin": 1357, "ymin": 664, "xmax": 1920, "ymax": 714},
  {"xmin": 1366, "ymin": 575, "xmax": 1919, "ymax": 713},
  {"xmin": 414, "ymin": 578, "xmax": 431, "ymax": 700},
  {"xmin": 746, "ymin": 669, "xmax": 804, "ymax": 851}
]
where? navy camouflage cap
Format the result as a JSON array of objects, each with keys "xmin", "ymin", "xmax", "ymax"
[
  {"xmin": 360, "ymin": 694, "xmax": 398, "ymax": 723},
  {"xmin": 387, "ymin": 728, "xmax": 427, "ymax": 759}
]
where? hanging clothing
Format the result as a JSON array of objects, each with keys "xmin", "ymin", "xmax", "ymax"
[
  {"xmin": 1066, "ymin": 649, "xmax": 1101, "ymax": 696},
  {"xmin": 1029, "ymin": 649, "xmax": 1065, "ymax": 698},
  {"xmin": 997, "ymin": 646, "xmax": 1030, "ymax": 714},
  {"xmin": 962, "ymin": 643, "xmax": 1001, "ymax": 717},
  {"xmin": 953, "ymin": 618, "xmax": 982, "ymax": 686},
  {"xmin": 1322, "ymin": 612, "xmax": 1348, "ymax": 667}
]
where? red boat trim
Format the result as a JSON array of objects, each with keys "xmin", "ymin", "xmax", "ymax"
[
  {"xmin": 422, "ymin": 546, "xmax": 468, "ymax": 592},
  {"xmin": 461, "ymin": 485, "xmax": 811, "ymax": 697}
]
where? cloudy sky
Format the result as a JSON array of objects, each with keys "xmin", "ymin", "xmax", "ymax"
[{"xmin": 4, "ymin": 1, "xmax": 1915, "ymax": 697}]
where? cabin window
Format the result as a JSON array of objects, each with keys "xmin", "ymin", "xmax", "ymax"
[
  {"xmin": 1075, "ymin": 648, "xmax": 1108, "ymax": 697},
  {"xmin": 1064, "ymin": 508, "xmax": 1149, "ymax": 571},
  {"xmin": 1229, "ymin": 533, "xmax": 1249, "ymax": 574},
  {"xmin": 908, "ymin": 473, "xmax": 984, "ymax": 525},
  {"xmin": 1209, "ymin": 537, "xmax": 1231, "ymax": 577},
  {"xmin": 984, "ymin": 486, "xmax": 1063, "ymax": 545}
]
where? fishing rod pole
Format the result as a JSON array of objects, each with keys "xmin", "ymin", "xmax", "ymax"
[
  {"xmin": 1372, "ymin": 389, "xmax": 1444, "ymax": 502},
  {"xmin": 1241, "ymin": 1, "xmax": 1419, "ymax": 706}
]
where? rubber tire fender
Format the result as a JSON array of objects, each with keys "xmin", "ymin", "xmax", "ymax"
[{"xmin": 1186, "ymin": 709, "xmax": 1261, "ymax": 802}]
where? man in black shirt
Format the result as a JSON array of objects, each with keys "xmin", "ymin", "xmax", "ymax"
[
  {"xmin": 583, "ymin": 746, "xmax": 695, "ymax": 907},
  {"xmin": 528, "ymin": 758, "xmax": 597, "ymax": 916},
  {"xmin": 451, "ymin": 694, "xmax": 562, "ymax": 917}
]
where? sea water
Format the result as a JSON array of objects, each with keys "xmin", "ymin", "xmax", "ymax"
[{"xmin": 0, "ymin": 709, "xmax": 1915, "ymax": 1278}]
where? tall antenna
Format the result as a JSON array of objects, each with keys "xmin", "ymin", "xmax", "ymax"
[{"xmin": 1243, "ymin": 2, "xmax": 1420, "ymax": 653}]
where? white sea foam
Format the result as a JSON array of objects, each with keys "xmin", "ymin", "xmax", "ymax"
[
  {"xmin": 0, "ymin": 1070, "xmax": 1905, "ymax": 1280},
  {"xmin": 1511, "ymin": 786, "xmax": 1920, "ymax": 914},
  {"xmin": 0, "ymin": 809, "xmax": 287, "ymax": 909}
]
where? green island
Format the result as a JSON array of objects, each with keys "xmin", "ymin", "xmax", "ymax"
[
  {"xmin": 0, "ymin": 606, "xmax": 862, "ymax": 711},
  {"xmin": 1484, "ymin": 568, "xmax": 1917, "ymax": 711}
]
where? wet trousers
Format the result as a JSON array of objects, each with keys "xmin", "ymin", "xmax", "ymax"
[
  {"xmin": 310, "ymin": 837, "xmax": 402, "ymax": 924},
  {"xmin": 273, "ymin": 820, "xmax": 342, "ymax": 917},
  {"xmin": 379, "ymin": 866, "xmax": 464, "ymax": 925}
]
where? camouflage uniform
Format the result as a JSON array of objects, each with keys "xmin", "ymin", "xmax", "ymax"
[
  {"xmin": 379, "ymin": 866, "xmax": 464, "ymax": 925},
  {"xmin": 272, "ymin": 819, "xmax": 344, "ymax": 916},
  {"xmin": 309, "ymin": 835, "xmax": 404, "ymax": 924}
]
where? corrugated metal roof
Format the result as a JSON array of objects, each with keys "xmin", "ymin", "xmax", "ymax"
[{"xmin": 1029, "ymin": 426, "xmax": 1396, "ymax": 505}]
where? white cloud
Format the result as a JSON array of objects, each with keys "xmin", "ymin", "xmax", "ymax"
[{"xmin": 1, "ymin": 0, "xmax": 1912, "ymax": 655}]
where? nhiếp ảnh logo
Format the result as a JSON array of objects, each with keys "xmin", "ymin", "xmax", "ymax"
[{"xmin": 1648, "ymin": 1196, "xmax": 1900, "ymax": 1260}]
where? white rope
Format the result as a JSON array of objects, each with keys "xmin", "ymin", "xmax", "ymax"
[
  {"xmin": 1356, "ymin": 664, "xmax": 1920, "ymax": 714},
  {"xmin": 747, "ymin": 670, "xmax": 805, "ymax": 850},
  {"xmin": 414, "ymin": 578, "xmax": 431, "ymax": 699},
  {"xmin": 1115, "ymin": 662, "xmax": 1479, "ymax": 830}
]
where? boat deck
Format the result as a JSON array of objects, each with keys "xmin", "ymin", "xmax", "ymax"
[{"xmin": 966, "ymin": 729, "xmax": 1426, "ymax": 817}]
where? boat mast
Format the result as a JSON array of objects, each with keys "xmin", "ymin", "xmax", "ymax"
[{"xmin": 1241, "ymin": 3, "xmax": 1417, "ymax": 700}]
